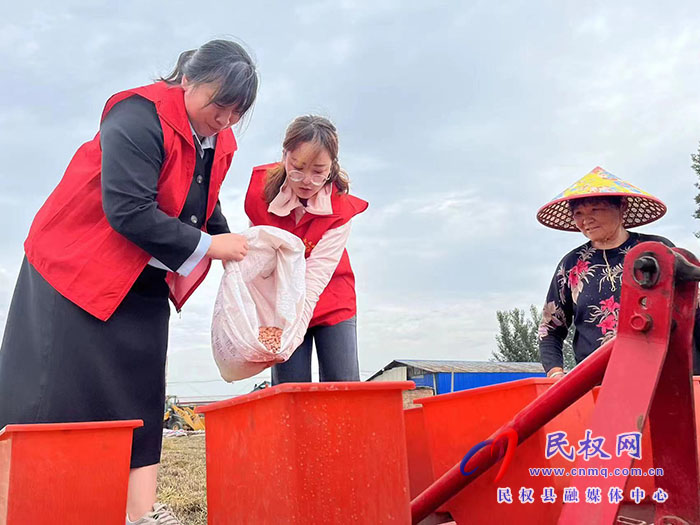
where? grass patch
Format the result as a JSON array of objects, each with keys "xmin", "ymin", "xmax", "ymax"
[{"xmin": 158, "ymin": 434, "xmax": 207, "ymax": 524}]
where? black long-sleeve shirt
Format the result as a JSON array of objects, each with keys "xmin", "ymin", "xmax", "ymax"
[
  {"xmin": 99, "ymin": 95, "xmax": 230, "ymax": 272},
  {"xmin": 538, "ymin": 232, "xmax": 700, "ymax": 373}
]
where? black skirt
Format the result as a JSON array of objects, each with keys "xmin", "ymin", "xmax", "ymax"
[{"xmin": 0, "ymin": 257, "xmax": 170, "ymax": 468}]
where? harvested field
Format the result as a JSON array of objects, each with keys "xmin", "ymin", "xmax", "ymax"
[{"xmin": 158, "ymin": 433, "xmax": 207, "ymax": 524}]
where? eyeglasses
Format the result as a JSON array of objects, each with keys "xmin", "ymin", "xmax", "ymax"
[
  {"xmin": 284, "ymin": 154, "xmax": 332, "ymax": 186},
  {"xmin": 287, "ymin": 169, "xmax": 331, "ymax": 186}
]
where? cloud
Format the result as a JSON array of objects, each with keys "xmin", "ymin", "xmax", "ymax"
[
  {"xmin": 3, "ymin": 1, "xmax": 700, "ymax": 398},
  {"xmin": 357, "ymin": 289, "xmax": 539, "ymax": 375},
  {"xmin": 355, "ymin": 190, "xmax": 512, "ymax": 254},
  {"xmin": 0, "ymin": 266, "xmax": 18, "ymax": 334}
]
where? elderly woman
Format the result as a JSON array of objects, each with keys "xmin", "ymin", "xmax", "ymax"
[{"xmin": 536, "ymin": 166, "xmax": 700, "ymax": 379}]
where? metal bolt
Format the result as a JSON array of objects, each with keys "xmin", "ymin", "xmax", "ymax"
[{"xmin": 630, "ymin": 313, "xmax": 652, "ymax": 332}]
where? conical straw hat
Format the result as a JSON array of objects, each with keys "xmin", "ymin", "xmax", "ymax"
[{"xmin": 536, "ymin": 166, "xmax": 667, "ymax": 231}]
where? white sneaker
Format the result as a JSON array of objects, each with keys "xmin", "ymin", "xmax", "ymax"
[{"xmin": 128, "ymin": 503, "xmax": 183, "ymax": 525}]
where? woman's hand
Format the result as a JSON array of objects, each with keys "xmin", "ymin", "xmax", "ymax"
[{"xmin": 206, "ymin": 233, "xmax": 249, "ymax": 261}]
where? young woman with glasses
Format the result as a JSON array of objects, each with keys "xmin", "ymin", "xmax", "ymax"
[{"xmin": 244, "ymin": 115, "xmax": 368, "ymax": 384}]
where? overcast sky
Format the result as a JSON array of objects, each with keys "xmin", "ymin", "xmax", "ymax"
[{"xmin": 2, "ymin": 1, "xmax": 700, "ymax": 398}]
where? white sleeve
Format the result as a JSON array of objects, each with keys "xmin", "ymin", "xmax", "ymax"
[
  {"xmin": 148, "ymin": 231, "xmax": 212, "ymax": 276},
  {"xmin": 293, "ymin": 221, "xmax": 352, "ymax": 339}
]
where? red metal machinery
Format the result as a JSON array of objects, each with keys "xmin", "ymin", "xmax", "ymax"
[{"xmin": 411, "ymin": 241, "xmax": 700, "ymax": 525}]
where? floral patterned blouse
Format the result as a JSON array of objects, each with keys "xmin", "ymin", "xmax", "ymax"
[{"xmin": 538, "ymin": 232, "xmax": 676, "ymax": 372}]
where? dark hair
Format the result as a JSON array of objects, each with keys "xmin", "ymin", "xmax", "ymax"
[
  {"xmin": 264, "ymin": 115, "xmax": 350, "ymax": 203},
  {"xmin": 160, "ymin": 39, "xmax": 258, "ymax": 115},
  {"xmin": 569, "ymin": 195, "xmax": 624, "ymax": 212}
]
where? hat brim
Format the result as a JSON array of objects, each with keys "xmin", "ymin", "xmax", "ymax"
[{"xmin": 536, "ymin": 192, "xmax": 667, "ymax": 232}]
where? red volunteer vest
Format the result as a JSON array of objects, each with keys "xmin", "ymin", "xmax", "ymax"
[
  {"xmin": 24, "ymin": 82, "xmax": 238, "ymax": 321},
  {"xmin": 244, "ymin": 163, "xmax": 368, "ymax": 327}
]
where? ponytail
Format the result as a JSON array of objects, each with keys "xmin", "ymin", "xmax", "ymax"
[
  {"xmin": 157, "ymin": 40, "xmax": 258, "ymax": 116},
  {"xmin": 159, "ymin": 49, "xmax": 196, "ymax": 84}
]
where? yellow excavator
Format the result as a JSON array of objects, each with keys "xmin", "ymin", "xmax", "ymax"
[{"xmin": 163, "ymin": 395, "xmax": 205, "ymax": 431}]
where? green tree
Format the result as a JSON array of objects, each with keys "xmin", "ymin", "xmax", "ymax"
[
  {"xmin": 493, "ymin": 305, "xmax": 576, "ymax": 370},
  {"xmin": 691, "ymin": 142, "xmax": 700, "ymax": 238},
  {"xmin": 493, "ymin": 307, "xmax": 539, "ymax": 362}
]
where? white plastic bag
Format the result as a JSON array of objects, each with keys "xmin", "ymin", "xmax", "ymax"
[{"xmin": 211, "ymin": 226, "xmax": 307, "ymax": 381}]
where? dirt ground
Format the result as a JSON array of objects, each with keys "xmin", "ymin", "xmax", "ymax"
[{"xmin": 158, "ymin": 433, "xmax": 207, "ymax": 524}]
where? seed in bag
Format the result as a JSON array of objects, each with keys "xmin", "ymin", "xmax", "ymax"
[{"xmin": 258, "ymin": 326, "xmax": 283, "ymax": 352}]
